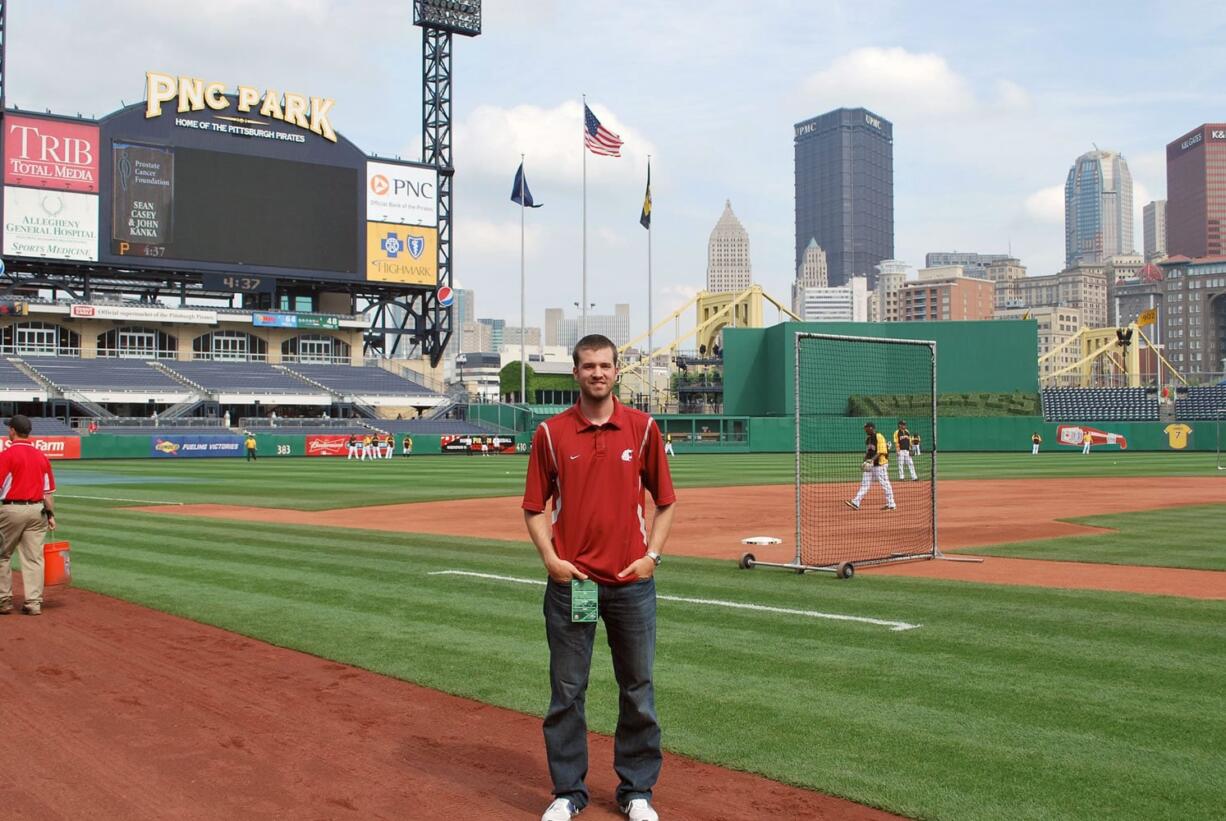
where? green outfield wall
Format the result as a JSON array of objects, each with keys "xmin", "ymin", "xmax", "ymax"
[
  {"xmin": 734, "ymin": 416, "xmax": 1216, "ymax": 453},
  {"xmin": 723, "ymin": 320, "xmax": 1040, "ymax": 417}
]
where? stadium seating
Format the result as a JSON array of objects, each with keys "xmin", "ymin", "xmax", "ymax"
[
  {"xmin": 0, "ymin": 359, "xmax": 44, "ymax": 389},
  {"xmin": 161, "ymin": 361, "xmax": 325, "ymax": 394},
  {"xmin": 29, "ymin": 417, "xmax": 78, "ymax": 436},
  {"xmin": 377, "ymin": 419, "xmax": 493, "ymax": 435},
  {"xmin": 282, "ymin": 364, "xmax": 438, "ymax": 397},
  {"xmin": 23, "ymin": 359, "xmax": 184, "ymax": 391},
  {"xmin": 96, "ymin": 425, "xmax": 234, "ymax": 436},
  {"xmin": 1040, "ymin": 388, "xmax": 1158, "ymax": 421},
  {"xmin": 1175, "ymin": 386, "xmax": 1226, "ymax": 420},
  {"xmin": 240, "ymin": 424, "xmax": 372, "ymax": 436}
]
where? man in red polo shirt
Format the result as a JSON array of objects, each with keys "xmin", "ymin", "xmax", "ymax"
[
  {"xmin": 0, "ymin": 414, "xmax": 57, "ymax": 616},
  {"xmin": 524, "ymin": 334, "xmax": 676, "ymax": 821}
]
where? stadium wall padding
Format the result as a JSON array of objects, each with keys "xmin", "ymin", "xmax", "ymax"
[
  {"xmin": 744, "ymin": 416, "xmax": 1216, "ymax": 452},
  {"xmin": 723, "ymin": 320, "xmax": 1040, "ymax": 417}
]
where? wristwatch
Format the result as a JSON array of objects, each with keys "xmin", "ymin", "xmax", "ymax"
[{"xmin": 646, "ymin": 551, "xmax": 661, "ymax": 566}]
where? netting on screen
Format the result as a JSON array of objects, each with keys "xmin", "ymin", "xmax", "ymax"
[{"xmin": 795, "ymin": 333, "xmax": 937, "ymax": 569}]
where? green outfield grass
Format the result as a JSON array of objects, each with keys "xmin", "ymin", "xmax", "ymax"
[
  {"xmin": 50, "ymin": 450, "xmax": 1225, "ymax": 511},
  {"xmin": 963, "ymin": 504, "xmax": 1226, "ymax": 571},
  {"xmin": 48, "ymin": 495, "xmax": 1226, "ymax": 821},
  {"xmin": 37, "ymin": 454, "xmax": 1226, "ymax": 820}
]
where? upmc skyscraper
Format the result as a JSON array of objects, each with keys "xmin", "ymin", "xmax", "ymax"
[{"xmin": 794, "ymin": 108, "xmax": 894, "ymax": 288}]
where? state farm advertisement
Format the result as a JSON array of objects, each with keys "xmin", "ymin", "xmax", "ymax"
[
  {"xmin": 305, "ymin": 434, "xmax": 350, "ymax": 456},
  {"xmin": 0, "ymin": 436, "xmax": 81, "ymax": 460},
  {"xmin": 4, "ymin": 115, "xmax": 99, "ymax": 192}
]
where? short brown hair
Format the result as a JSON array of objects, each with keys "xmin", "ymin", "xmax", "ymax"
[
  {"xmin": 572, "ymin": 334, "xmax": 618, "ymax": 366},
  {"xmin": 7, "ymin": 414, "xmax": 31, "ymax": 436}
]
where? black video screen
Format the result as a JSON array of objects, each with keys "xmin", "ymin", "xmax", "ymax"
[{"xmin": 111, "ymin": 145, "xmax": 358, "ymax": 274}]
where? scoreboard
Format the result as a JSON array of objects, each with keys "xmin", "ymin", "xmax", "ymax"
[{"xmin": 1, "ymin": 72, "xmax": 438, "ymax": 289}]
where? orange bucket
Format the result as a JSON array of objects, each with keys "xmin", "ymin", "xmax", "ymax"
[{"xmin": 44, "ymin": 541, "xmax": 71, "ymax": 587}]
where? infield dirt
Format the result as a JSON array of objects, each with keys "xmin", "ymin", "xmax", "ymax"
[{"xmin": 145, "ymin": 476, "xmax": 1226, "ymax": 599}]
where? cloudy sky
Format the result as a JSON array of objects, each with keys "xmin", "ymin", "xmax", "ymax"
[{"xmin": 10, "ymin": 1, "xmax": 1226, "ymax": 334}]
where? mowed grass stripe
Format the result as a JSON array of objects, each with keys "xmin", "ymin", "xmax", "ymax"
[
  {"xmin": 964, "ymin": 503, "xmax": 1226, "ymax": 570},
  {"xmin": 51, "ymin": 451, "xmax": 1225, "ymax": 512}
]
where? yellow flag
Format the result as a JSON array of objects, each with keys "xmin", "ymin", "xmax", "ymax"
[{"xmin": 1137, "ymin": 308, "xmax": 1157, "ymax": 327}]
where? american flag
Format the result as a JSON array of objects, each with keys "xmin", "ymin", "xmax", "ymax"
[{"xmin": 583, "ymin": 104, "xmax": 623, "ymax": 157}]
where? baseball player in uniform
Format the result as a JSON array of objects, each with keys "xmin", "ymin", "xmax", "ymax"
[
  {"xmin": 1082, "ymin": 431, "xmax": 1093, "ymax": 455},
  {"xmin": 402, "ymin": 435, "xmax": 413, "ymax": 457},
  {"xmin": 846, "ymin": 422, "xmax": 896, "ymax": 511},
  {"xmin": 664, "ymin": 433, "xmax": 675, "ymax": 457},
  {"xmin": 1031, "ymin": 432, "xmax": 1042, "ymax": 455},
  {"xmin": 346, "ymin": 433, "xmax": 360, "ymax": 460},
  {"xmin": 892, "ymin": 420, "xmax": 918, "ymax": 481},
  {"xmin": 361, "ymin": 434, "xmax": 374, "ymax": 461}
]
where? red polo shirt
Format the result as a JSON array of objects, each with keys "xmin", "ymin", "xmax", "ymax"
[
  {"xmin": 523, "ymin": 399, "xmax": 676, "ymax": 585},
  {"xmin": 0, "ymin": 440, "xmax": 56, "ymax": 501}
]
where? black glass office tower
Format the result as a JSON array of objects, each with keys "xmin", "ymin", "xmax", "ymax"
[{"xmin": 794, "ymin": 108, "xmax": 893, "ymax": 288}]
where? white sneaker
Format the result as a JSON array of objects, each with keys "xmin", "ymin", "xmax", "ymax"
[
  {"xmin": 621, "ymin": 799, "xmax": 659, "ymax": 821},
  {"xmin": 541, "ymin": 798, "xmax": 579, "ymax": 820}
]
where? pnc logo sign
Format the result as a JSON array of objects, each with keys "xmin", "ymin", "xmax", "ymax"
[
  {"xmin": 366, "ymin": 161, "xmax": 438, "ymax": 227},
  {"xmin": 370, "ymin": 174, "xmax": 390, "ymax": 195}
]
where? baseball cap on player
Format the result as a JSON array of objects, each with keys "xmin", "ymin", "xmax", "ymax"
[{"xmin": 864, "ymin": 422, "xmax": 875, "ymax": 432}]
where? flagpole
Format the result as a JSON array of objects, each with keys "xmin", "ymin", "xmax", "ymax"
[
  {"xmin": 646, "ymin": 156, "xmax": 653, "ymax": 414},
  {"xmin": 581, "ymin": 93, "xmax": 588, "ymax": 339},
  {"xmin": 520, "ymin": 154, "xmax": 527, "ymax": 404}
]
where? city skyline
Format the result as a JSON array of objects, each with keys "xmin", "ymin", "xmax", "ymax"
[{"xmin": 7, "ymin": 2, "xmax": 1226, "ymax": 334}]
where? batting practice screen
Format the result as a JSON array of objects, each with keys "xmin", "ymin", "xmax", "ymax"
[{"xmin": 795, "ymin": 333, "xmax": 937, "ymax": 569}]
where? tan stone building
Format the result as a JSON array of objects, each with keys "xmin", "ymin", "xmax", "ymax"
[
  {"xmin": 995, "ymin": 305, "xmax": 1082, "ymax": 380},
  {"xmin": 1013, "ymin": 264, "xmax": 1108, "ymax": 328}
]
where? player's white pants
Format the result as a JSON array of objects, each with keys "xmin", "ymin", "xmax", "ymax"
[
  {"xmin": 347, "ymin": 445, "xmax": 358, "ymax": 460},
  {"xmin": 664, "ymin": 443, "xmax": 675, "ymax": 457},
  {"xmin": 897, "ymin": 450, "xmax": 917, "ymax": 480},
  {"xmin": 361, "ymin": 445, "xmax": 373, "ymax": 460},
  {"xmin": 853, "ymin": 465, "xmax": 895, "ymax": 507},
  {"xmin": 1032, "ymin": 444, "xmax": 1040, "ymax": 455}
]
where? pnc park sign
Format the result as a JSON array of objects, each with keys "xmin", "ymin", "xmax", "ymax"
[{"xmin": 144, "ymin": 71, "xmax": 337, "ymax": 143}]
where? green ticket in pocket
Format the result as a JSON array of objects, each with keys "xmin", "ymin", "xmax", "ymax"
[{"xmin": 571, "ymin": 579, "xmax": 598, "ymax": 623}]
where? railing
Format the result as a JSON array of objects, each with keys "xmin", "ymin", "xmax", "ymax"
[
  {"xmin": 87, "ymin": 416, "xmax": 224, "ymax": 428},
  {"xmin": 237, "ymin": 417, "xmax": 353, "ymax": 429}
]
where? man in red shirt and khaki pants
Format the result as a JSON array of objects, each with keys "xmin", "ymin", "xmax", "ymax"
[
  {"xmin": 0, "ymin": 414, "xmax": 58, "ymax": 616},
  {"xmin": 524, "ymin": 335, "xmax": 676, "ymax": 821}
]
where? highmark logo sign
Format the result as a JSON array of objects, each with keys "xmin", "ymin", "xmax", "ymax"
[{"xmin": 144, "ymin": 71, "xmax": 337, "ymax": 143}]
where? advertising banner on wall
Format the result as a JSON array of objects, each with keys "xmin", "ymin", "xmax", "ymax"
[
  {"xmin": 440, "ymin": 434, "xmax": 516, "ymax": 455},
  {"xmin": 70, "ymin": 303, "xmax": 217, "ymax": 324},
  {"xmin": 252, "ymin": 311, "xmax": 341, "ymax": 330},
  {"xmin": 112, "ymin": 143, "xmax": 174, "ymax": 246},
  {"xmin": 4, "ymin": 115, "xmax": 99, "ymax": 193},
  {"xmin": 151, "ymin": 435, "xmax": 245, "ymax": 458},
  {"xmin": 366, "ymin": 161, "xmax": 437, "ymax": 227},
  {"xmin": 366, "ymin": 222, "xmax": 437, "ymax": 285},
  {"xmin": 305, "ymin": 434, "xmax": 350, "ymax": 456},
  {"xmin": 0, "ymin": 436, "xmax": 81, "ymax": 460},
  {"xmin": 2, "ymin": 186, "xmax": 99, "ymax": 261}
]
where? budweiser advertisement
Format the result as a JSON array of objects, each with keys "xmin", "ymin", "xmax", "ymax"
[
  {"xmin": 0, "ymin": 436, "xmax": 81, "ymax": 460},
  {"xmin": 1056, "ymin": 424, "xmax": 1128, "ymax": 449},
  {"xmin": 305, "ymin": 434, "xmax": 350, "ymax": 457}
]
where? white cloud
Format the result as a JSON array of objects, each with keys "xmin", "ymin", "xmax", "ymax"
[
  {"xmin": 455, "ymin": 101, "xmax": 654, "ymax": 185},
  {"xmin": 1024, "ymin": 185, "xmax": 1065, "ymax": 224},
  {"xmin": 801, "ymin": 47, "xmax": 974, "ymax": 118},
  {"xmin": 798, "ymin": 47, "xmax": 1030, "ymax": 124},
  {"xmin": 659, "ymin": 285, "xmax": 700, "ymax": 314}
]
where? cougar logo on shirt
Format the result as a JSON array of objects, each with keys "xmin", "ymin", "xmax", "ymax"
[{"xmin": 621, "ymin": 448, "xmax": 633, "ymax": 462}]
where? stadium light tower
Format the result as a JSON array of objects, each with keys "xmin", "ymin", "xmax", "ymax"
[{"xmin": 414, "ymin": 1, "xmax": 481, "ymax": 366}]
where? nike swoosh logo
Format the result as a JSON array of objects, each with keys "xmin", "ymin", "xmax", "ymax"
[{"xmin": 569, "ymin": 454, "xmax": 580, "ymax": 460}]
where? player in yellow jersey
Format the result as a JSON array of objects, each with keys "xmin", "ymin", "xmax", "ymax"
[
  {"xmin": 1031, "ymin": 432, "xmax": 1042, "ymax": 455},
  {"xmin": 846, "ymin": 422, "xmax": 896, "ymax": 511}
]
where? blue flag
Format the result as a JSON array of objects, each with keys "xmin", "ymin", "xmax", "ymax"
[{"xmin": 510, "ymin": 162, "xmax": 542, "ymax": 208}]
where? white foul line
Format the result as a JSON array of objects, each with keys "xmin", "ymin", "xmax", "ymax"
[{"xmin": 428, "ymin": 570, "xmax": 920, "ymax": 632}]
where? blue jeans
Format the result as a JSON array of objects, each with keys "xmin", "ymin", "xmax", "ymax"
[{"xmin": 543, "ymin": 577, "xmax": 661, "ymax": 810}]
